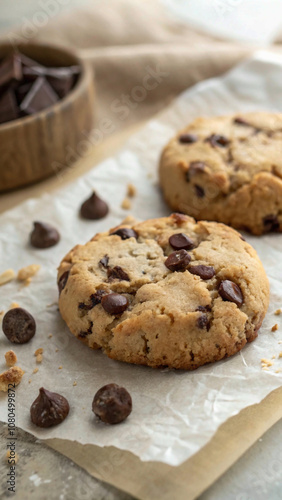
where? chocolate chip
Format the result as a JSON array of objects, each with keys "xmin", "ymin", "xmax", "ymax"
[
  {"xmin": 165, "ymin": 249, "xmax": 191, "ymax": 272},
  {"xmin": 195, "ymin": 185, "xmax": 205, "ymax": 198},
  {"xmin": 197, "ymin": 314, "xmax": 210, "ymax": 330},
  {"xmin": 0, "ymin": 89, "xmax": 19, "ymax": 124},
  {"xmin": 233, "ymin": 117, "xmax": 250, "ymax": 126},
  {"xmin": 79, "ymin": 290, "xmax": 107, "ymax": 311},
  {"xmin": 78, "ymin": 321, "xmax": 93, "ymax": 339},
  {"xmin": 99, "ymin": 255, "xmax": 109, "ymax": 268},
  {"xmin": 196, "ymin": 305, "xmax": 212, "ymax": 312},
  {"xmin": 186, "ymin": 161, "xmax": 206, "ymax": 181},
  {"xmin": 58, "ymin": 271, "xmax": 69, "ymax": 294},
  {"xmin": 107, "ymin": 266, "xmax": 130, "ymax": 281},
  {"xmin": 101, "ymin": 293, "xmax": 129, "ymax": 315},
  {"xmin": 169, "ymin": 233, "xmax": 195, "ymax": 250},
  {"xmin": 80, "ymin": 192, "xmax": 109, "ymax": 220},
  {"xmin": 30, "ymin": 387, "xmax": 69, "ymax": 428},
  {"xmin": 206, "ymin": 134, "xmax": 230, "ymax": 147},
  {"xmin": 263, "ymin": 214, "xmax": 280, "ymax": 232},
  {"xmin": 92, "ymin": 383, "xmax": 132, "ymax": 424},
  {"xmin": 189, "ymin": 265, "xmax": 215, "ymax": 280},
  {"xmin": 110, "ymin": 228, "xmax": 138, "ymax": 240},
  {"xmin": 30, "ymin": 221, "xmax": 60, "ymax": 249},
  {"xmin": 20, "ymin": 76, "xmax": 58, "ymax": 115},
  {"xmin": 219, "ymin": 280, "xmax": 243, "ymax": 307},
  {"xmin": 179, "ymin": 133, "xmax": 198, "ymax": 144},
  {"xmin": 2, "ymin": 308, "xmax": 36, "ymax": 344}
]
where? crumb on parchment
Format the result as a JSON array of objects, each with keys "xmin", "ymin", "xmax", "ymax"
[
  {"xmin": 9, "ymin": 302, "xmax": 19, "ymax": 309},
  {"xmin": 275, "ymin": 309, "xmax": 282, "ymax": 316},
  {"xmin": 121, "ymin": 197, "xmax": 131, "ymax": 210},
  {"xmin": 73, "ymin": 381, "xmax": 77, "ymax": 386},
  {"xmin": 272, "ymin": 324, "xmax": 279, "ymax": 332},
  {"xmin": 5, "ymin": 351, "xmax": 17, "ymax": 367},
  {"xmin": 0, "ymin": 367, "xmax": 24, "ymax": 392},
  {"xmin": 127, "ymin": 183, "xmax": 137, "ymax": 198},
  {"xmin": 0, "ymin": 269, "xmax": 15, "ymax": 286},
  {"xmin": 34, "ymin": 348, "xmax": 43, "ymax": 364},
  {"xmin": 33, "ymin": 367, "xmax": 39, "ymax": 374},
  {"xmin": 17, "ymin": 264, "xmax": 40, "ymax": 282}
]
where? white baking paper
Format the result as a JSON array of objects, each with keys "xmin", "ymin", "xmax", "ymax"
[{"xmin": 0, "ymin": 51, "xmax": 282, "ymax": 466}]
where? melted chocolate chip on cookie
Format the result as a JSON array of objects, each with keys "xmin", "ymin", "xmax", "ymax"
[
  {"xmin": 169, "ymin": 233, "xmax": 195, "ymax": 251},
  {"xmin": 107, "ymin": 266, "xmax": 130, "ymax": 281},
  {"xmin": 165, "ymin": 249, "xmax": 191, "ymax": 272},
  {"xmin": 189, "ymin": 265, "xmax": 215, "ymax": 280},
  {"xmin": 58, "ymin": 271, "xmax": 69, "ymax": 294},
  {"xmin": 110, "ymin": 228, "xmax": 138, "ymax": 240},
  {"xmin": 195, "ymin": 185, "xmax": 205, "ymax": 198},
  {"xmin": 186, "ymin": 161, "xmax": 206, "ymax": 182},
  {"xmin": 179, "ymin": 133, "xmax": 198, "ymax": 144},
  {"xmin": 101, "ymin": 293, "xmax": 129, "ymax": 315},
  {"xmin": 99, "ymin": 255, "xmax": 109, "ymax": 268},
  {"xmin": 219, "ymin": 280, "xmax": 243, "ymax": 307},
  {"xmin": 197, "ymin": 314, "xmax": 210, "ymax": 330},
  {"xmin": 263, "ymin": 214, "xmax": 280, "ymax": 232},
  {"xmin": 79, "ymin": 290, "xmax": 108, "ymax": 311},
  {"xmin": 206, "ymin": 134, "xmax": 230, "ymax": 147}
]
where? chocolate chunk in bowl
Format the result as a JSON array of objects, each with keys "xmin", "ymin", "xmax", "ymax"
[{"xmin": 0, "ymin": 43, "xmax": 94, "ymax": 192}]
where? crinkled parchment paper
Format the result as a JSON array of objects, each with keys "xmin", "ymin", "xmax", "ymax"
[{"xmin": 0, "ymin": 52, "xmax": 282, "ymax": 466}]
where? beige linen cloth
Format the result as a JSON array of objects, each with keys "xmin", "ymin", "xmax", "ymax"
[{"xmin": 2, "ymin": 2, "xmax": 282, "ymax": 499}]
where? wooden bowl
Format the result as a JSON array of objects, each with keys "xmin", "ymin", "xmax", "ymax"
[{"xmin": 0, "ymin": 43, "xmax": 95, "ymax": 192}]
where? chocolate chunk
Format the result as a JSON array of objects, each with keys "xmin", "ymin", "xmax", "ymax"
[
  {"xmin": 79, "ymin": 290, "xmax": 107, "ymax": 311},
  {"xmin": 58, "ymin": 271, "xmax": 69, "ymax": 294},
  {"xmin": 0, "ymin": 54, "xmax": 22, "ymax": 88},
  {"xmin": 189, "ymin": 265, "xmax": 215, "ymax": 280},
  {"xmin": 20, "ymin": 76, "xmax": 59, "ymax": 115},
  {"xmin": 80, "ymin": 192, "xmax": 109, "ymax": 220},
  {"xmin": 2, "ymin": 307, "xmax": 36, "ymax": 344},
  {"xmin": 101, "ymin": 293, "xmax": 129, "ymax": 315},
  {"xmin": 186, "ymin": 161, "xmax": 206, "ymax": 182},
  {"xmin": 0, "ymin": 89, "xmax": 19, "ymax": 124},
  {"xmin": 196, "ymin": 305, "xmax": 212, "ymax": 312},
  {"xmin": 46, "ymin": 66, "xmax": 80, "ymax": 98},
  {"xmin": 99, "ymin": 255, "xmax": 109, "ymax": 268},
  {"xmin": 78, "ymin": 321, "xmax": 93, "ymax": 339},
  {"xmin": 233, "ymin": 117, "xmax": 250, "ymax": 126},
  {"xmin": 219, "ymin": 280, "xmax": 243, "ymax": 307},
  {"xmin": 15, "ymin": 82, "xmax": 33, "ymax": 104},
  {"xmin": 169, "ymin": 233, "xmax": 195, "ymax": 250},
  {"xmin": 165, "ymin": 249, "xmax": 191, "ymax": 272},
  {"xmin": 206, "ymin": 134, "xmax": 229, "ymax": 147},
  {"xmin": 197, "ymin": 314, "xmax": 210, "ymax": 330},
  {"xmin": 195, "ymin": 185, "xmax": 205, "ymax": 198},
  {"xmin": 110, "ymin": 228, "xmax": 138, "ymax": 240},
  {"xmin": 263, "ymin": 214, "xmax": 280, "ymax": 232},
  {"xmin": 179, "ymin": 133, "xmax": 198, "ymax": 144},
  {"xmin": 30, "ymin": 387, "xmax": 69, "ymax": 428},
  {"xmin": 92, "ymin": 383, "xmax": 132, "ymax": 424},
  {"xmin": 107, "ymin": 266, "xmax": 130, "ymax": 281},
  {"xmin": 30, "ymin": 221, "xmax": 60, "ymax": 249}
]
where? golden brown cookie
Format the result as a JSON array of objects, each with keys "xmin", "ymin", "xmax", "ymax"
[
  {"xmin": 57, "ymin": 214, "xmax": 269, "ymax": 370},
  {"xmin": 159, "ymin": 112, "xmax": 282, "ymax": 235}
]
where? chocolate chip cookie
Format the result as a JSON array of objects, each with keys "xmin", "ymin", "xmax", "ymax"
[
  {"xmin": 159, "ymin": 112, "xmax": 282, "ymax": 235},
  {"xmin": 57, "ymin": 214, "xmax": 269, "ymax": 370}
]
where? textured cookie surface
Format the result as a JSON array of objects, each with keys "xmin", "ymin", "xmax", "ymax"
[
  {"xmin": 159, "ymin": 112, "xmax": 282, "ymax": 235},
  {"xmin": 58, "ymin": 214, "xmax": 269, "ymax": 370}
]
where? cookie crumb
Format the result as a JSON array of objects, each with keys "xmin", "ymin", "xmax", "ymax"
[
  {"xmin": 9, "ymin": 302, "xmax": 19, "ymax": 309},
  {"xmin": 275, "ymin": 308, "xmax": 281, "ymax": 315},
  {"xmin": 272, "ymin": 324, "xmax": 279, "ymax": 332},
  {"xmin": 48, "ymin": 334, "xmax": 53, "ymax": 339},
  {"xmin": 279, "ymin": 352, "xmax": 282, "ymax": 358},
  {"xmin": 35, "ymin": 348, "xmax": 43, "ymax": 364},
  {"xmin": 0, "ymin": 366, "xmax": 24, "ymax": 392},
  {"xmin": 261, "ymin": 358, "xmax": 274, "ymax": 367},
  {"xmin": 127, "ymin": 183, "xmax": 137, "ymax": 198},
  {"xmin": 279, "ymin": 341, "xmax": 282, "ymax": 344},
  {"xmin": 58, "ymin": 366, "xmax": 63, "ymax": 370},
  {"xmin": 33, "ymin": 367, "xmax": 39, "ymax": 374},
  {"xmin": 262, "ymin": 367, "xmax": 269, "ymax": 371},
  {"xmin": 121, "ymin": 197, "xmax": 131, "ymax": 210},
  {"xmin": 275, "ymin": 369, "xmax": 281, "ymax": 373},
  {"xmin": 272, "ymin": 354, "xmax": 276, "ymax": 359},
  {"xmin": 6, "ymin": 450, "xmax": 19, "ymax": 464},
  {"xmin": 23, "ymin": 278, "xmax": 32, "ymax": 287},
  {"xmin": 0, "ymin": 310, "xmax": 4, "ymax": 319},
  {"xmin": 55, "ymin": 349, "xmax": 59, "ymax": 352},
  {"xmin": 73, "ymin": 381, "xmax": 77, "ymax": 386},
  {"xmin": 0, "ymin": 269, "xmax": 15, "ymax": 286},
  {"xmin": 5, "ymin": 350, "xmax": 17, "ymax": 367},
  {"xmin": 17, "ymin": 264, "xmax": 40, "ymax": 282},
  {"xmin": 28, "ymin": 379, "xmax": 32, "ymax": 384}
]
